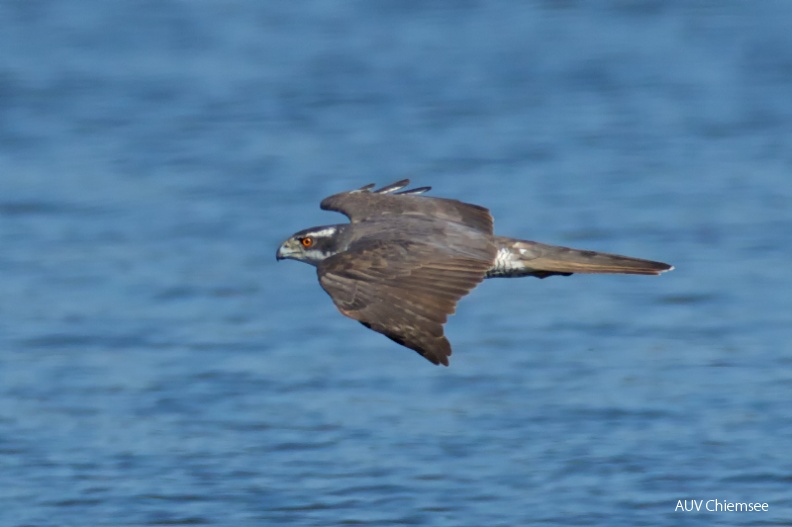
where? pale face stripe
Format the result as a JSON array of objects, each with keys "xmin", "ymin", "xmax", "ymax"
[{"xmin": 308, "ymin": 227, "xmax": 338, "ymax": 238}]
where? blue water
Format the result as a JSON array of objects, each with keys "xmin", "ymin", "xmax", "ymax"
[{"xmin": 2, "ymin": 2, "xmax": 791, "ymax": 526}]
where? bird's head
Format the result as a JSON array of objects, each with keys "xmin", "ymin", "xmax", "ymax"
[{"xmin": 276, "ymin": 225, "xmax": 342, "ymax": 266}]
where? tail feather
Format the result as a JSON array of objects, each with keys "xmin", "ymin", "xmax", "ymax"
[{"xmin": 490, "ymin": 237, "xmax": 673, "ymax": 278}]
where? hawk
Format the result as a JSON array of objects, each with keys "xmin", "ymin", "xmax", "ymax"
[{"xmin": 276, "ymin": 180, "xmax": 672, "ymax": 366}]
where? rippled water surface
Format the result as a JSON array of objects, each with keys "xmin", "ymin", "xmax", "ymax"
[{"xmin": 2, "ymin": 2, "xmax": 792, "ymax": 526}]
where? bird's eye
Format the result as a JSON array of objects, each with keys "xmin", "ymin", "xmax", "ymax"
[{"xmin": 301, "ymin": 237, "xmax": 314, "ymax": 248}]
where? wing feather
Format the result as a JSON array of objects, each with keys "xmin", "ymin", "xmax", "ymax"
[
  {"xmin": 320, "ymin": 180, "xmax": 494, "ymax": 234},
  {"xmin": 317, "ymin": 240, "xmax": 493, "ymax": 365}
]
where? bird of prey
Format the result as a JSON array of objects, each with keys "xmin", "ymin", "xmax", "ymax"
[{"xmin": 276, "ymin": 180, "xmax": 672, "ymax": 366}]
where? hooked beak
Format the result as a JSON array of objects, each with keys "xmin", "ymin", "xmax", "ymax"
[{"xmin": 276, "ymin": 239, "xmax": 295, "ymax": 261}]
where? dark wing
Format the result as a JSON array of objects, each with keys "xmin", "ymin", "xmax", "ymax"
[
  {"xmin": 320, "ymin": 179, "xmax": 494, "ymax": 234},
  {"xmin": 317, "ymin": 240, "xmax": 493, "ymax": 366}
]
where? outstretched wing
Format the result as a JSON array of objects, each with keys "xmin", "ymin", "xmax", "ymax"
[
  {"xmin": 320, "ymin": 179, "xmax": 494, "ymax": 234},
  {"xmin": 317, "ymin": 239, "xmax": 493, "ymax": 366}
]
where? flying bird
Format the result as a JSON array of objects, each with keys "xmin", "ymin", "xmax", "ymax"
[{"xmin": 276, "ymin": 180, "xmax": 672, "ymax": 366}]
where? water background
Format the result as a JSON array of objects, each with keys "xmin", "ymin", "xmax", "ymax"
[{"xmin": 2, "ymin": 2, "xmax": 791, "ymax": 526}]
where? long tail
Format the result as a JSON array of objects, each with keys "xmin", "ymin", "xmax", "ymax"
[{"xmin": 487, "ymin": 237, "xmax": 673, "ymax": 279}]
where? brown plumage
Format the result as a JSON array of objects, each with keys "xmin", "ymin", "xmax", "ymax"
[
  {"xmin": 319, "ymin": 242, "xmax": 493, "ymax": 365},
  {"xmin": 276, "ymin": 180, "xmax": 673, "ymax": 366}
]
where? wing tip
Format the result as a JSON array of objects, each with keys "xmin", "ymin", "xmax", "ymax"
[
  {"xmin": 372, "ymin": 179, "xmax": 432, "ymax": 195},
  {"xmin": 425, "ymin": 351, "xmax": 451, "ymax": 366},
  {"xmin": 423, "ymin": 338, "xmax": 451, "ymax": 366},
  {"xmin": 374, "ymin": 179, "xmax": 410, "ymax": 194}
]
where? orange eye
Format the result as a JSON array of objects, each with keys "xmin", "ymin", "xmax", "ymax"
[{"xmin": 300, "ymin": 237, "xmax": 313, "ymax": 248}]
